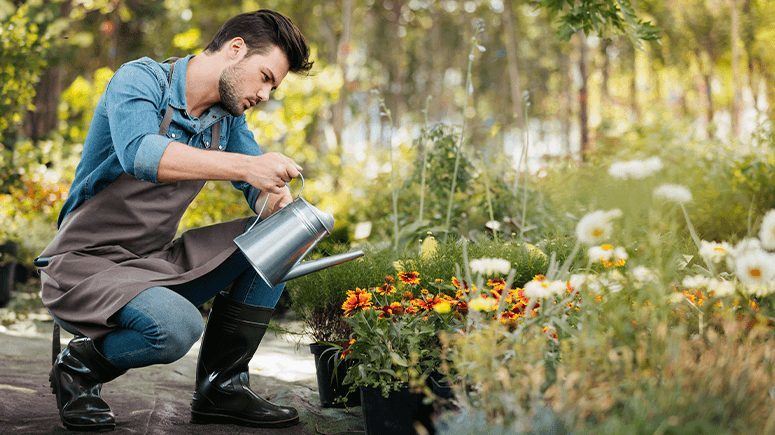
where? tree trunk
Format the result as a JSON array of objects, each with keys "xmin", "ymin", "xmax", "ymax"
[
  {"xmin": 561, "ymin": 51, "xmax": 572, "ymax": 158},
  {"xmin": 578, "ymin": 33, "xmax": 590, "ymax": 159},
  {"xmin": 600, "ymin": 38, "xmax": 611, "ymax": 106},
  {"xmin": 23, "ymin": 66, "xmax": 64, "ymax": 141},
  {"xmin": 702, "ymin": 70, "xmax": 715, "ymax": 139},
  {"xmin": 729, "ymin": 0, "xmax": 742, "ymax": 140},
  {"xmin": 501, "ymin": 0, "xmax": 524, "ymax": 127},
  {"xmin": 629, "ymin": 44, "xmax": 640, "ymax": 122}
]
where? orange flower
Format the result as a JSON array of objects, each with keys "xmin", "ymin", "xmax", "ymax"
[
  {"xmin": 402, "ymin": 290, "xmax": 414, "ymax": 299},
  {"xmin": 487, "ymin": 278, "xmax": 507, "ymax": 298},
  {"xmin": 341, "ymin": 288, "xmax": 373, "ymax": 316},
  {"xmin": 533, "ymin": 274, "xmax": 546, "ymax": 281},
  {"xmin": 376, "ymin": 282, "xmax": 396, "ymax": 295},
  {"xmin": 500, "ymin": 310, "xmax": 520, "ymax": 325},
  {"xmin": 398, "ymin": 271, "xmax": 421, "ymax": 285},
  {"xmin": 384, "ymin": 275, "xmax": 395, "ymax": 283},
  {"xmin": 376, "ymin": 302, "xmax": 404, "ymax": 318},
  {"xmin": 411, "ymin": 294, "xmax": 444, "ymax": 311},
  {"xmin": 451, "ymin": 276, "xmax": 469, "ymax": 291},
  {"xmin": 340, "ymin": 338, "xmax": 356, "ymax": 360}
]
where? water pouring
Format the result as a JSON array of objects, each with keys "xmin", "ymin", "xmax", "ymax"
[{"xmin": 234, "ymin": 173, "xmax": 364, "ymax": 287}]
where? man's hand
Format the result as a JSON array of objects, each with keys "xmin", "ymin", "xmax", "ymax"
[
  {"xmin": 255, "ymin": 186, "xmax": 293, "ymax": 219},
  {"xmin": 243, "ymin": 152, "xmax": 302, "ymax": 195}
]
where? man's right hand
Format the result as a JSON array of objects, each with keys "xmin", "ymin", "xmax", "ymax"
[{"xmin": 243, "ymin": 152, "xmax": 303, "ymax": 194}]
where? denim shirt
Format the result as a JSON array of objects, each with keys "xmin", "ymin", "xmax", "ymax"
[{"xmin": 56, "ymin": 54, "xmax": 262, "ymax": 228}]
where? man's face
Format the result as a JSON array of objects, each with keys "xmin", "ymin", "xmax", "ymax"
[{"xmin": 218, "ymin": 44, "xmax": 290, "ymax": 116}]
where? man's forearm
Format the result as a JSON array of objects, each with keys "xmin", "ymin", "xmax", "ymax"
[{"xmin": 156, "ymin": 141, "xmax": 249, "ymax": 183}]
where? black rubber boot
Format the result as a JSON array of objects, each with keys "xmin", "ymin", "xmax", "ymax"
[
  {"xmin": 49, "ymin": 336, "xmax": 126, "ymax": 431},
  {"xmin": 191, "ymin": 293, "xmax": 299, "ymax": 427}
]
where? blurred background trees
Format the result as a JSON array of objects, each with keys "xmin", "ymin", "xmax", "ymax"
[{"xmin": 0, "ymin": 0, "xmax": 772, "ymax": 266}]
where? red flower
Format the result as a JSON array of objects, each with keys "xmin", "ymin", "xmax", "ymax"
[{"xmin": 398, "ymin": 271, "xmax": 421, "ymax": 285}]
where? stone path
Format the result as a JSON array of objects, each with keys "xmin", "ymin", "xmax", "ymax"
[{"xmin": 0, "ymin": 317, "xmax": 364, "ymax": 434}]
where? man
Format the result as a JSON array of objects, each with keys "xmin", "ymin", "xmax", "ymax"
[{"xmin": 39, "ymin": 10, "xmax": 312, "ymax": 431}]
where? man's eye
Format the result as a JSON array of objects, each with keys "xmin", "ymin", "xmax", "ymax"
[{"xmin": 263, "ymin": 74, "xmax": 269, "ymax": 82}]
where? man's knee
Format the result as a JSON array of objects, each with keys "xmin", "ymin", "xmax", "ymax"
[{"xmin": 140, "ymin": 288, "xmax": 204, "ymax": 363}]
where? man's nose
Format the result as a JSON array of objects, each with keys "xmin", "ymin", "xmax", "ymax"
[{"xmin": 258, "ymin": 86, "xmax": 271, "ymax": 102}]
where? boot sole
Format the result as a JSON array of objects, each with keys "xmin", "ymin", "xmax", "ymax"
[
  {"xmin": 191, "ymin": 410, "xmax": 300, "ymax": 428},
  {"xmin": 49, "ymin": 370, "xmax": 116, "ymax": 432}
]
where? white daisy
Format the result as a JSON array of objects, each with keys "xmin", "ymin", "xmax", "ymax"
[
  {"xmin": 523, "ymin": 279, "xmax": 565, "ymax": 299},
  {"xmin": 653, "ymin": 184, "xmax": 692, "ymax": 204},
  {"xmin": 469, "ymin": 257, "xmax": 511, "ymax": 276},
  {"xmin": 734, "ymin": 250, "xmax": 775, "ymax": 296},
  {"xmin": 576, "ymin": 209, "xmax": 622, "ymax": 245},
  {"xmin": 759, "ymin": 209, "xmax": 775, "ymax": 251},
  {"xmin": 607, "ymin": 157, "xmax": 663, "ymax": 180},
  {"xmin": 682, "ymin": 275, "xmax": 710, "ymax": 289},
  {"xmin": 485, "ymin": 220, "xmax": 502, "ymax": 231},
  {"xmin": 588, "ymin": 244, "xmax": 627, "ymax": 264},
  {"xmin": 707, "ymin": 278, "xmax": 736, "ymax": 297},
  {"xmin": 631, "ymin": 266, "xmax": 657, "ymax": 283},
  {"xmin": 699, "ymin": 240, "xmax": 731, "ymax": 265},
  {"xmin": 726, "ymin": 238, "xmax": 763, "ymax": 270}
]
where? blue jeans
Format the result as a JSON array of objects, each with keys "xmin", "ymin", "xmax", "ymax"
[{"xmin": 98, "ymin": 249, "xmax": 284, "ymax": 370}]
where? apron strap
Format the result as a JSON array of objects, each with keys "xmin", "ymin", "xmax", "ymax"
[
  {"xmin": 211, "ymin": 120, "xmax": 220, "ymax": 149},
  {"xmin": 158, "ymin": 58, "xmax": 179, "ymax": 136}
]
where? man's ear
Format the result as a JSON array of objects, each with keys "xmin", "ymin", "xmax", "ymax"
[{"xmin": 227, "ymin": 37, "xmax": 246, "ymax": 59}]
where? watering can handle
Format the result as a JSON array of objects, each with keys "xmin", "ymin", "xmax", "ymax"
[{"xmin": 245, "ymin": 173, "xmax": 305, "ymax": 233}]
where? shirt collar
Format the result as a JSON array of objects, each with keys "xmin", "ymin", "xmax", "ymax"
[{"xmin": 167, "ymin": 54, "xmax": 230, "ymax": 122}]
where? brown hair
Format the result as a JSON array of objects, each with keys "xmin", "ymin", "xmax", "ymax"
[{"xmin": 205, "ymin": 9, "xmax": 313, "ymax": 74}]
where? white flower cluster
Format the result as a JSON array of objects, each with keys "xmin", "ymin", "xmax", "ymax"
[
  {"xmin": 523, "ymin": 278, "xmax": 566, "ymax": 299},
  {"xmin": 588, "ymin": 244, "xmax": 628, "ymax": 264},
  {"xmin": 608, "ymin": 156, "xmax": 663, "ymax": 180},
  {"xmin": 469, "ymin": 257, "xmax": 511, "ymax": 276},
  {"xmin": 761, "ymin": 209, "xmax": 775, "ymax": 251},
  {"xmin": 575, "ymin": 209, "xmax": 622, "ymax": 245},
  {"xmin": 681, "ymin": 275, "xmax": 737, "ymax": 297},
  {"xmin": 631, "ymin": 266, "xmax": 657, "ymax": 283},
  {"xmin": 653, "ymin": 183, "xmax": 692, "ymax": 204},
  {"xmin": 678, "ymin": 210, "xmax": 775, "ymax": 298},
  {"xmin": 699, "ymin": 240, "xmax": 731, "ymax": 264},
  {"xmin": 568, "ymin": 271, "xmax": 625, "ymax": 294}
]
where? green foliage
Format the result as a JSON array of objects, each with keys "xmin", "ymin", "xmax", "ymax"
[
  {"xmin": 538, "ymin": 0, "xmax": 660, "ymax": 43},
  {"xmin": 58, "ymin": 67, "xmax": 114, "ymax": 143},
  {"xmin": 398, "ymin": 237, "xmax": 550, "ymax": 289},
  {"xmin": 0, "ymin": 3, "xmax": 49, "ymax": 142},
  {"xmin": 287, "ymin": 245, "xmax": 399, "ymax": 342}
]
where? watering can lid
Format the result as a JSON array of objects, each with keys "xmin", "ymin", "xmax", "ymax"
[{"xmin": 302, "ymin": 198, "xmax": 334, "ymax": 233}]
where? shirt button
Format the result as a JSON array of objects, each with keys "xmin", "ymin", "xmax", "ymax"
[
  {"xmin": 218, "ymin": 145, "xmax": 224, "ymax": 150},
  {"xmin": 170, "ymin": 133, "xmax": 178, "ymax": 138},
  {"xmin": 204, "ymin": 140, "xmax": 210, "ymax": 147}
]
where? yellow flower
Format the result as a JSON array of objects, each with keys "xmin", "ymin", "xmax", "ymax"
[
  {"xmin": 433, "ymin": 301, "xmax": 452, "ymax": 314},
  {"xmin": 420, "ymin": 234, "xmax": 438, "ymax": 259},
  {"xmin": 398, "ymin": 271, "xmax": 421, "ymax": 285},
  {"xmin": 469, "ymin": 296, "xmax": 497, "ymax": 312}
]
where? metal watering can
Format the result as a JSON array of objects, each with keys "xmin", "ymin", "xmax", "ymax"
[{"xmin": 233, "ymin": 174, "xmax": 364, "ymax": 287}]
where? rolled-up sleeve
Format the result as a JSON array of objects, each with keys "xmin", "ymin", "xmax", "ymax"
[
  {"xmin": 103, "ymin": 63, "xmax": 173, "ymax": 183},
  {"xmin": 227, "ymin": 115, "xmax": 264, "ymax": 213}
]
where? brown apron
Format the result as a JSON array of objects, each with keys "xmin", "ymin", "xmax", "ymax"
[{"xmin": 39, "ymin": 60, "xmax": 253, "ymax": 339}]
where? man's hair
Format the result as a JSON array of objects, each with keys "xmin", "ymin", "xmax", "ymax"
[{"xmin": 205, "ymin": 9, "xmax": 313, "ymax": 74}]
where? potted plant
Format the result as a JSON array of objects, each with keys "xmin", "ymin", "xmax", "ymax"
[
  {"xmin": 0, "ymin": 241, "xmax": 18, "ymax": 308},
  {"xmin": 288, "ymin": 244, "xmax": 398, "ymax": 407},
  {"xmin": 339, "ymin": 270, "xmax": 467, "ymax": 435}
]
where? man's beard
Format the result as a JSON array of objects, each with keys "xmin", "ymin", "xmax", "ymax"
[{"xmin": 218, "ymin": 63, "xmax": 244, "ymax": 116}]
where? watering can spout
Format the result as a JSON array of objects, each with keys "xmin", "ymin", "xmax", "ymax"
[{"xmin": 281, "ymin": 250, "xmax": 365, "ymax": 283}]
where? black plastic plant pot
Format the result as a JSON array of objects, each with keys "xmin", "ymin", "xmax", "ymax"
[
  {"xmin": 309, "ymin": 342, "xmax": 361, "ymax": 408},
  {"xmin": 360, "ymin": 385, "xmax": 434, "ymax": 435}
]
